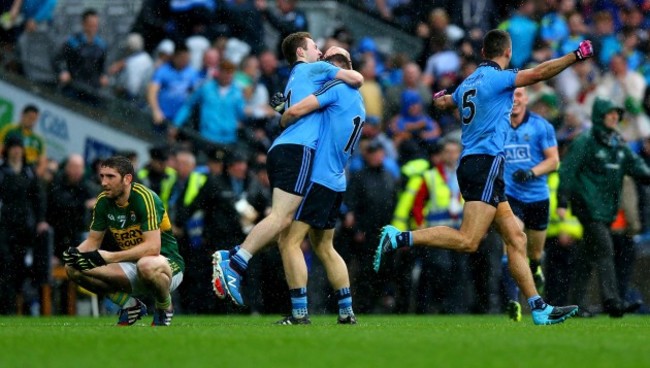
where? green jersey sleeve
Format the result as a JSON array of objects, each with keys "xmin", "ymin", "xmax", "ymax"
[{"xmin": 89, "ymin": 194, "xmax": 109, "ymax": 232}]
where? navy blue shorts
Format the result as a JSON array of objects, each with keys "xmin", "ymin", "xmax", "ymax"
[
  {"xmin": 507, "ymin": 196, "xmax": 550, "ymax": 231},
  {"xmin": 267, "ymin": 144, "xmax": 314, "ymax": 196},
  {"xmin": 457, "ymin": 154, "xmax": 507, "ymax": 208},
  {"xmin": 294, "ymin": 182, "xmax": 343, "ymax": 230}
]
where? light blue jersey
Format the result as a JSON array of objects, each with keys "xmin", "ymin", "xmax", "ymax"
[
  {"xmin": 310, "ymin": 80, "xmax": 366, "ymax": 192},
  {"xmin": 452, "ymin": 61, "xmax": 518, "ymax": 159},
  {"xmin": 270, "ymin": 61, "xmax": 341, "ymax": 150},
  {"xmin": 504, "ymin": 111, "xmax": 557, "ymax": 202}
]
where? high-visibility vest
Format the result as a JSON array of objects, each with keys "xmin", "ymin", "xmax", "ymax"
[
  {"xmin": 391, "ymin": 159, "xmax": 430, "ymax": 231},
  {"xmin": 160, "ymin": 171, "xmax": 207, "ymax": 210},
  {"xmin": 422, "ymin": 168, "xmax": 463, "ymax": 228},
  {"xmin": 547, "ymin": 171, "xmax": 583, "ymax": 239},
  {"xmin": 138, "ymin": 166, "xmax": 177, "ymax": 192}
]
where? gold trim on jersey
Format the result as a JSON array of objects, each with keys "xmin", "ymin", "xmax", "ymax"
[{"xmin": 133, "ymin": 183, "xmax": 158, "ymax": 230}]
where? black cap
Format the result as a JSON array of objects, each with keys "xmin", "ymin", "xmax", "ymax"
[
  {"xmin": 366, "ymin": 139, "xmax": 383, "ymax": 152},
  {"xmin": 4, "ymin": 136, "xmax": 24, "ymax": 149},
  {"xmin": 207, "ymin": 146, "xmax": 228, "ymax": 162},
  {"xmin": 225, "ymin": 150, "xmax": 248, "ymax": 166},
  {"xmin": 149, "ymin": 145, "xmax": 169, "ymax": 161}
]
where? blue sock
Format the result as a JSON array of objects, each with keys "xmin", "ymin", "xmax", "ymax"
[
  {"xmin": 501, "ymin": 254, "xmax": 520, "ymax": 302},
  {"xmin": 527, "ymin": 295, "xmax": 547, "ymax": 311},
  {"xmin": 337, "ymin": 287, "xmax": 354, "ymax": 318},
  {"xmin": 229, "ymin": 245, "xmax": 241, "ymax": 257},
  {"xmin": 290, "ymin": 287, "xmax": 308, "ymax": 318},
  {"xmin": 395, "ymin": 231, "xmax": 412, "ymax": 248},
  {"xmin": 230, "ymin": 248, "xmax": 252, "ymax": 276}
]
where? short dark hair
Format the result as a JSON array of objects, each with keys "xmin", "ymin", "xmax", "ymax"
[
  {"xmin": 282, "ymin": 32, "xmax": 312, "ymax": 64},
  {"xmin": 22, "ymin": 104, "xmax": 39, "ymax": 114},
  {"xmin": 82, "ymin": 8, "xmax": 98, "ymax": 21},
  {"xmin": 101, "ymin": 156, "xmax": 135, "ymax": 178},
  {"xmin": 483, "ymin": 30, "xmax": 511, "ymax": 59}
]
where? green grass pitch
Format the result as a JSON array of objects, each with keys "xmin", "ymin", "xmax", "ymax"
[{"xmin": 0, "ymin": 315, "xmax": 648, "ymax": 368}]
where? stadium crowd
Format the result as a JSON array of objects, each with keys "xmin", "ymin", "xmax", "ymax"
[{"xmin": 0, "ymin": 0, "xmax": 650, "ymax": 318}]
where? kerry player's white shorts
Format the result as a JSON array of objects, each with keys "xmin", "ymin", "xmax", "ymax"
[{"xmin": 119, "ymin": 260, "xmax": 183, "ymax": 295}]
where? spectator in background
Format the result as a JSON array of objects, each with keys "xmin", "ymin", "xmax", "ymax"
[
  {"xmin": 0, "ymin": 136, "xmax": 49, "ymax": 314},
  {"xmin": 591, "ymin": 11, "xmax": 622, "ymax": 69},
  {"xmin": 556, "ymin": 11, "xmax": 588, "ymax": 58},
  {"xmin": 167, "ymin": 0, "xmax": 216, "ymax": 40},
  {"xmin": 558, "ymin": 97, "xmax": 650, "ymax": 317},
  {"xmin": 109, "ymin": 33, "xmax": 154, "ymax": 104},
  {"xmin": 130, "ymin": 0, "xmax": 172, "ymax": 54},
  {"xmin": 497, "ymin": 0, "xmax": 538, "ymax": 69},
  {"xmin": 178, "ymin": 151, "xmax": 249, "ymax": 313},
  {"xmin": 15, "ymin": 0, "xmax": 56, "ymax": 33},
  {"xmin": 152, "ymin": 39, "xmax": 175, "ymax": 70},
  {"xmin": 54, "ymin": 9, "xmax": 108, "ymax": 105},
  {"xmin": 227, "ymin": 0, "xmax": 266, "ymax": 55},
  {"xmin": 358, "ymin": 54, "xmax": 384, "ymax": 123},
  {"xmin": 0, "ymin": 104, "xmax": 45, "ymax": 174},
  {"xmin": 345, "ymin": 140, "xmax": 399, "ymax": 313},
  {"xmin": 170, "ymin": 59, "xmax": 245, "ymax": 146},
  {"xmin": 197, "ymin": 48, "xmax": 220, "ymax": 84},
  {"xmin": 391, "ymin": 90, "xmax": 441, "ymax": 154},
  {"xmin": 147, "ymin": 43, "xmax": 199, "ymax": 133},
  {"xmin": 137, "ymin": 145, "xmax": 176, "ymax": 196},
  {"xmin": 422, "ymin": 33, "xmax": 461, "ymax": 89},
  {"xmin": 448, "ymin": 0, "xmax": 496, "ymax": 50},
  {"xmin": 385, "ymin": 62, "xmax": 431, "ymax": 121},
  {"xmin": 255, "ymin": 0, "xmax": 308, "ymax": 61},
  {"xmin": 258, "ymin": 49, "xmax": 284, "ymax": 96},
  {"xmin": 46, "ymin": 154, "xmax": 96, "ymax": 259},
  {"xmin": 594, "ymin": 53, "xmax": 650, "ymax": 142}
]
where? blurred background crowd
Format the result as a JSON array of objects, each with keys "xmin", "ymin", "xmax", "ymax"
[{"xmin": 1, "ymin": 0, "xmax": 650, "ymax": 317}]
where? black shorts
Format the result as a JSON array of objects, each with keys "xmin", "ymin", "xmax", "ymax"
[
  {"xmin": 507, "ymin": 196, "xmax": 550, "ymax": 231},
  {"xmin": 267, "ymin": 144, "xmax": 315, "ymax": 196},
  {"xmin": 457, "ymin": 154, "xmax": 507, "ymax": 208},
  {"xmin": 294, "ymin": 182, "xmax": 343, "ymax": 230}
]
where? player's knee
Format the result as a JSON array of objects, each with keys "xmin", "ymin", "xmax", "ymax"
[{"xmin": 136, "ymin": 257, "xmax": 161, "ymax": 280}]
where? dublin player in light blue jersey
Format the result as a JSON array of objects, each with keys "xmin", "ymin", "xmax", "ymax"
[
  {"xmin": 212, "ymin": 33, "xmax": 364, "ymax": 307},
  {"xmin": 502, "ymin": 87, "xmax": 559, "ymax": 322},
  {"xmin": 375, "ymin": 29, "xmax": 594, "ymax": 325},
  {"xmin": 269, "ymin": 48, "xmax": 364, "ymax": 324}
]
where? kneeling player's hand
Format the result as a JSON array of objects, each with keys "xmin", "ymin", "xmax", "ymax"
[
  {"xmin": 512, "ymin": 169, "xmax": 535, "ymax": 183},
  {"xmin": 74, "ymin": 250, "xmax": 107, "ymax": 271},
  {"xmin": 62, "ymin": 247, "xmax": 80, "ymax": 266},
  {"xmin": 270, "ymin": 92, "xmax": 286, "ymax": 112}
]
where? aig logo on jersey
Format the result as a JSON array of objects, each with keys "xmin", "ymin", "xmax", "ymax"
[{"xmin": 504, "ymin": 144, "xmax": 531, "ymax": 163}]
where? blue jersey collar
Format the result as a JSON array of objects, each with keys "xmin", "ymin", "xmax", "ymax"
[
  {"xmin": 511, "ymin": 110, "xmax": 531, "ymax": 130},
  {"xmin": 479, "ymin": 60, "xmax": 502, "ymax": 70}
]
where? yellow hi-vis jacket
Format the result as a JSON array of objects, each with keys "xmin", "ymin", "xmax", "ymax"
[
  {"xmin": 160, "ymin": 171, "xmax": 208, "ymax": 210},
  {"xmin": 547, "ymin": 171, "xmax": 583, "ymax": 239}
]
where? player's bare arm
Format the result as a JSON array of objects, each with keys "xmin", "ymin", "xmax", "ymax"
[
  {"xmin": 99, "ymin": 229, "xmax": 162, "ymax": 263},
  {"xmin": 281, "ymin": 95, "xmax": 320, "ymax": 128},
  {"xmin": 531, "ymin": 146, "xmax": 559, "ymax": 176},
  {"xmin": 515, "ymin": 40, "xmax": 593, "ymax": 87},
  {"xmin": 77, "ymin": 230, "xmax": 105, "ymax": 252},
  {"xmin": 334, "ymin": 69, "xmax": 364, "ymax": 88}
]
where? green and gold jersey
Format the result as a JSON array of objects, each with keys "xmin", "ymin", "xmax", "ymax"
[
  {"xmin": 90, "ymin": 182, "xmax": 184, "ymax": 273},
  {"xmin": 0, "ymin": 125, "xmax": 46, "ymax": 165}
]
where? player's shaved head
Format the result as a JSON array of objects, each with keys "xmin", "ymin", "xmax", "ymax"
[{"xmin": 482, "ymin": 29, "xmax": 511, "ymax": 60}]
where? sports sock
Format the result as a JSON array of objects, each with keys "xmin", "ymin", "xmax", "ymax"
[
  {"xmin": 107, "ymin": 292, "xmax": 137, "ymax": 308},
  {"xmin": 529, "ymin": 259, "xmax": 541, "ymax": 275},
  {"xmin": 230, "ymin": 248, "xmax": 252, "ymax": 276},
  {"xmin": 527, "ymin": 295, "xmax": 547, "ymax": 311},
  {"xmin": 155, "ymin": 294, "xmax": 172, "ymax": 311},
  {"xmin": 337, "ymin": 287, "xmax": 354, "ymax": 318},
  {"xmin": 501, "ymin": 255, "xmax": 520, "ymax": 302},
  {"xmin": 395, "ymin": 231, "xmax": 413, "ymax": 248},
  {"xmin": 290, "ymin": 287, "xmax": 308, "ymax": 319},
  {"xmin": 229, "ymin": 245, "xmax": 241, "ymax": 257}
]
